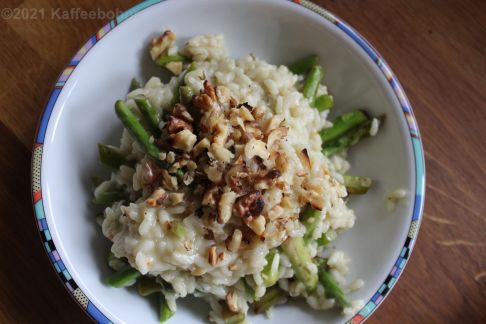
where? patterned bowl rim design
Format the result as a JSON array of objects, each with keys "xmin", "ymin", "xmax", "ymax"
[{"xmin": 30, "ymin": 0, "xmax": 425, "ymax": 323}]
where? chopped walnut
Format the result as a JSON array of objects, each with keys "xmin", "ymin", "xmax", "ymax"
[
  {"xmin": 266, "ymin": 126, "xmax": 289, "ymax": 151},
  {"xmin": 161, "ymin": 169, "xmax": 178, "ymax": 191},
  {"xmin": 172, "ymin": 103, "xmax": 194, "ymax": 123},
  {"xmin": 216, "ymin": 86, "xmax": 230, "ymax": 104},
  {"xmin": 150, "ymin": 30, "xmax": 176, "ymax": 60},
  {"xmin": 192, "ymin": 138, "xmax": 210, "ymax": 157},
  {"xmin": 170, "ymin": 129, "xmax": 197, "ymax": 152},
  {"xmin": 145, "ymin": 187, "xmax": 167, "ymax": 206},
  {"xmin": 168, "ymin": 192, "xmax": 184, "ymax": 205},
  {"xmin": 233, "ymin": 191, "xmax": 265, "ymax": 219},
  {"xmin": 202, "ymin": 186, "xmax": 220, "ymax": 207},
  {"xmin": 209, "ymin": 143, "xmax": 234, "ymax": 164},
  {"xmin": 166, "ymin": 116, "xmax": 193, "ymax": 134},
  {"xmin": 244, "ymin": 139, "xmax": 269, "ymax": 160},
  {"xmin": 204, "ymin": 165, "xmax": 223, "ymax": 183},
  {"xmin": 193, "ymin": 93, "xmax": 214, "ymax": 111}
]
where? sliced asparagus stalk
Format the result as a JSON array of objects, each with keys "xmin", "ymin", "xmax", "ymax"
[
  {"xmin": 115, "ymin": 100, "xmax": 162, "ymax": 159},
  {"xmin": 261, "ymin": 249, "xmax": 279, "ymax": 287},
  {"xmin": 343, "ymin": 175, "xmax": 373, "ymax": 195},
  {"xmin": 288, "ymin": 55, "xmax": 319, "ymax": 75},
  {"xmin": 134, "ymin": 95, "xmax": 161, "ymax": 137},
  {"xmin": 300, "ymin": 206, "xmax": 324, "ymax": 243},
  {"xmin": 98, "ymin": 143, "xmax": 133, "ymax": 170},
  {"xmin": 320, "ymin": 110, "xmax": 369, "ymax": 144},
  {"xmin": 159, "ymin": 293, "xmax": 175, "ymax": 322},
  {"xmin": 252, "ymin": 286, "xmax": 286, "ymax": 314},
  {"xmin": 138, "ymin": 276, "xmax": 163, "ymax": 296},
  {"xmin": 129, "ymin": 78, "xmax": 141, "ymax": 92},
  {"xmin": 302, "ymin": 65, "xmax": 324, "ymax": 101},
  {"xmin": 281, "ymin": 237, "xmax": 318, "ymax": 292},
  {"xmin": 107, "ymin": 252, "xmax": 127, "ymax": 271},
  {"xmin": 106, "ymin": 265, "xmax": 141, "ymax": 288},
  {"xmin": 318, "ymin": 268, "xmax": 350, "ymax": 309}
]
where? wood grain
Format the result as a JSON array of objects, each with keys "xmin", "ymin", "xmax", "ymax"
[{"xmin": 0, "ymin": 0, "xmax": 484, "ymax": 323}]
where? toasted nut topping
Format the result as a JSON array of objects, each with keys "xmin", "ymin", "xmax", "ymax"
[
  {"xmin": 208, "ymin": 246, "xmax": 217, "ymax": 266},
  {"xmin": 263, "ymin": 115, "xmax": 284, "ymax": 135},
  {"xmin": 168, "ymin": 192, "xmax": 184, "ymax": 205},
  {"xmin": 166, "ymin": 116, "xmax": 193, "ymax": 134},
  {"xmin": 193, "ymin": 93, "xmax": 214, "ymax": 111},
  {"xmin": 213, "ymin": 122, "xmax": 230, "ymax": 146},
  {"xmin": 203, "ymin": 80, "xmax": 217, "ymax": 101},
  {"xmin": 172, "ymin": 103, "xmax": 194, "ymax": 123},
  {"xmin": 145, "ymin": 187, "xmax": 167, "ymax": 206},
  {"xmin": 248, "ymin": 215, "xmax": 266, "ymax": 236},
  {"xmin": 218, "ymin": 251, "xmax": 225, "ymax": 263},
  {"xmin": 226, "ymin": 228, "xmax": 243, "ymax": 252},
  {"xmin": 192, "ymin": 138, "xmax": 210, "ymax": 157},
  {"xmin": 218, "ymin": 191, "xmax": 237, "ymax": 224},
  {"xmin": 229, "ymin": 97, "xmax": 238, "ymax": 108},
  {"xmin": 239, "ymin": 106, "xmax": 255, "ymax": 122},
  {"xmin": 204, "ymin": 165, "xmax": 223, "ymax": 183},
  {"xmin": 228, "ymin": 263, "xmax": 238, "ymax": 271},
  {"xmin": 170, "ymin": 129, "xmax": 197, "ymax": 152},
  {"xmin": 233, "ymin": 191, "xmax": 265, "ymax": 218},
  {"xmin": 202, "ymin": 186, "xmax": 220, "ymax": 207},
  {"xmin": 150, "ymin": 30, "xmax": 176, "ymax": 60},
  {"xmin": 266, "ymin": 126, "xmax": 289, "ymax": 150},
  {"xmin": 209, "ymin": 143, "xmax": 234, "ymax": 164},
  {"xmin": 226, "ymin": 289, "xmax": 239, "ymax": 313},
  {"xmin": 299, "ymin": 148, "xmax": 311, "ymax": 170},
  {"xmin": 184, "ymin": 240, "xmax": 193, "ymax": 251},
  {"xmin": 244, "ymin": 139, "xmax": 269, "ymax": 160},
  {"xmin": 161, "ymin": 169, "xmax": 178, "ymax": 191}
]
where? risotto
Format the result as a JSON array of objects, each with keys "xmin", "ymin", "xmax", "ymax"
[{"xmin": 94, "ymin": 31, "xmax": 382, "ymax": 323}]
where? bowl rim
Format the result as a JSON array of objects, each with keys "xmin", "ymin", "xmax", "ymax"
[{"xmin": 30, "ymin": 0, "xmax": 426, "ymax": 323}]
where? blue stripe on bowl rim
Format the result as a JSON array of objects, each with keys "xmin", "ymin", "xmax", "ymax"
[{"xmin": 30, "ymin": 0, "xmax": 425, "ymax": 323}]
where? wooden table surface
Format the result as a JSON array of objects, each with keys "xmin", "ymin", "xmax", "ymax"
[{"xmin": 1, "ymin": 0, "xmax": 485, "ymax": 323}]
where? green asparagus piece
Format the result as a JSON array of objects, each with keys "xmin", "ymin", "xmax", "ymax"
[
  {"xmin": 170, "ymin": 221, "xmax": 186, "ymax": 239},
  {"xmin": 220, "ymin": 301, "xmax": 246, "ymax": 324},
  {"xmin": 312, "ymin": 94, "xmax": 334, "ymax": 112},
  {"xmin": 93, "ymin": 190, "xmax": 128, "ymax": 206},
  {"xmin": 138, "ymin": 276, "xmax": 163, "ymax": 296},
  {"xmin": 252, "ymin": 286, "xmax": 286, "ymax": 314},
  {"xmin": 343, "ymin": 175, "xmax": 373, "ymax": 195},
  {"xmin": 281, "ymin": 237, "xmax": 318, "ymax": 292},
  {"xmin": 115, "ymin": 100, "xmax": 162, "ymax": 159},
  {"xmin": 134, "ymin": 95, "xmax": 161, "ymax": 136},
  {"xmin": 320, "ymin": 110, "xmax": 369, "ymax": 144},
  {"xmin": 107, "ymin": 252, "xmax": 127, "ymax": 271},
  {"xmin": 106, "ymin": 265, "xmax": 141, "ymax": 288},
  {"xmin": 261, "ymin": 249, "xmax": 279, "ymax": 287},
  {"xmin": 301, "ymin": 206, "xmax": 323, "ymax": 243},
  {"xmin": 155, "ymin": 53, "xmax": 187, "ymax": 67},
  {"xmin": 288, "ymin": 55, "xmax": 319, "ymax": 75},
  {"xmin": 172, "ymin": 62, "xmax": 198, "ymax": 105},
  {"xmin": 98, "ymin": 143, "xmax": 133, "ymax": 170},
  {"xmin": 302, "ymin": 65, "xmax": 324, "ymax": 101},
  {"xmin": 322, "ymin": 115, "xmax": 385, "ymax": 156},
  {"xmin": 318, "ymin": 268, "xmax": 350, "ymax": 309},
  {"xmin": 129, "ymin": 78, "xmax": 141, "ymax": 92},
  {"xmin": 243, "ymin": 279, "xmax": 256, "ymax": 300},
  {"xmin": 179, "ymin": 86, "xmax": 194, "ymax": 105},
  {"xmin": 316, "ymin": 229, "xmax": 337, "ymax": 247},
  {"xmin": 159, "ymin": 294, "xmax": 175, "ymax": 322}
]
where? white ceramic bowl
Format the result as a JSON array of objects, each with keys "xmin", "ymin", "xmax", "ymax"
[{"xmin": 31, "ymin": 0, "xmax": 425, "ymax": 323}]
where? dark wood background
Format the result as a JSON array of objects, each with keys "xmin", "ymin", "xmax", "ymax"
[{"xmin": 0, "ymin": 0, "xmax": 485, "ymax": 323}]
